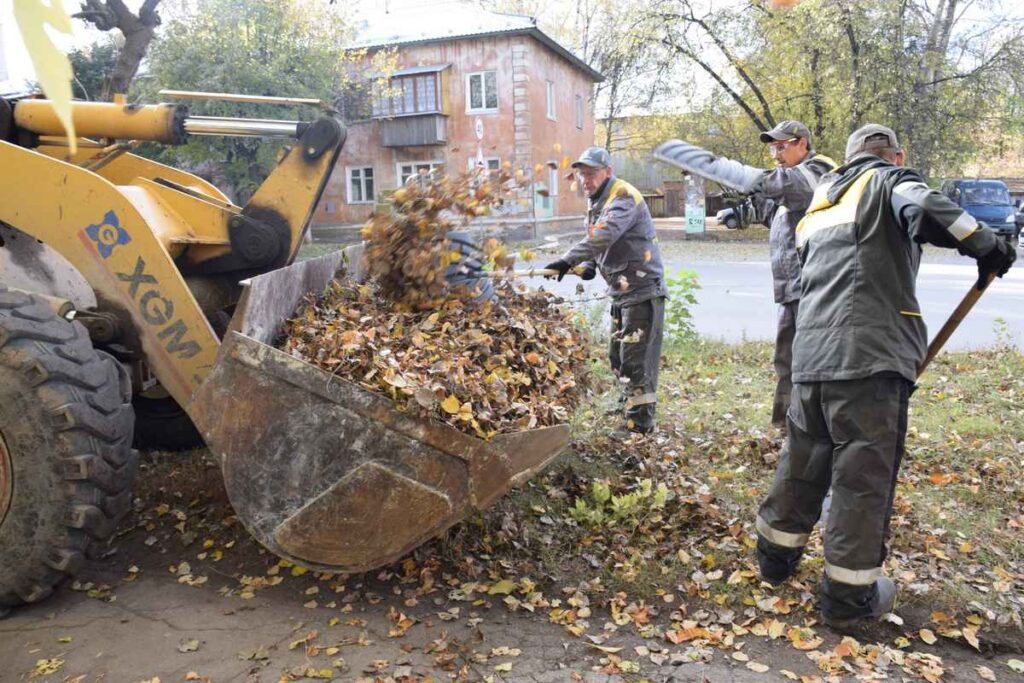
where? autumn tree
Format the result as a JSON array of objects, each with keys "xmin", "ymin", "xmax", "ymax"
[
  {"xmin": 68, "ymin": 39, "xmax": 119, "ymax": 101},
  {"xmin": 139, "ymin": 0, "xmax": 353, "ymax": 201},
  {"xmin": 647, "ymin": 0, "xmax": 1024, "ymax": 179},
  {"xmin": 73, "ymin": 0, "xmax": 162, "ymax": 101}
]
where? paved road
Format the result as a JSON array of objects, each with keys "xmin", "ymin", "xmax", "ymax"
[{"xmin": 536, "ymin": 256, "xmax": 1024, "ymax": 351}]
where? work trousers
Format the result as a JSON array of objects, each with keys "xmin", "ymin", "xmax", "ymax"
[
  {"xmin": 609, "ymin": 297, "xmax": 665, "ymax": 431},
  {"xmin": 772, "ymin": 300, "xmax": 798, "ymax": 426},
  {"xmin": 756, "ymin": 376, "xmax": 910, "ymax": 620}
]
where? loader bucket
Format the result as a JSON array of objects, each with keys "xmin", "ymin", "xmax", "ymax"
[{"xmin": 188, "ymin": 247, "xmax": 569, "ymax": 572}]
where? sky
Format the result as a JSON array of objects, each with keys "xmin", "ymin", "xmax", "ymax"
[
  {"xmin": 0, "ymin": 0, "xmax": 450, "ymax": 85},
  {"xmin": 3, "ymin": 0, "xmax": 1022, "ymax": 95}
]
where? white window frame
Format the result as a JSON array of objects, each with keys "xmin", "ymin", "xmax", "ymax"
[
  {"xmin": 396, "ymin": 160, "xmax": 445, "ymax": 187},
  {"xmin": 347, "ymin": 166, "xmax": 375, "ymax": 204},
  {"xmin": 548, "ymin": 164, "xmax": 559, "ymax": 196},
  {"xmin": 546, "ymin": 80, "xmax": 556, "ymax": 120},
  {"xmin": 465, "ymin": 71, "xmax": 498, "ymax": 114},
  {"xmin": 575, "ymin": 94, "xmax": 584, "ymax": 129},
  {"xmin": 467, "ymin": 156, "xmax": 501, "ymax": 172}
]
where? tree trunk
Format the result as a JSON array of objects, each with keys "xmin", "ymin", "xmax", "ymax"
[{"xmin": 74, "ymin": 0, "xmax": 162, "ymax": 101}]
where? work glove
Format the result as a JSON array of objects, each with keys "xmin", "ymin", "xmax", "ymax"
[
  {"xmin": 579, "ymin": 263, "xmax": 597, "ymax": 281},
  {"xmin": 975, "ymin": 234, "xmax": 1016, "ymax": 290},
  {"xmin": 544, "ymin": 259, "xmax": 572, "ymax": 282}
]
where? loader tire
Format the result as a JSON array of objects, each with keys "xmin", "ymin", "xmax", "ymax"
[
  {"xmin": 0, "ymin": 288, "xmax": 137, "ymax": 611},
  {"xmin": 131, "ymin": 393, "xmax": 203, "ymax": 452}
]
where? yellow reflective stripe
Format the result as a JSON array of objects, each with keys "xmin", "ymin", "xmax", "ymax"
[
  {"xmin": 805, "ymin": 180, "xmax": 835, "ymax": 214},
  {"xmin": 899, "ymin": 310, "xmax": 923, "ymax": 317},
  {"xmin": 811, "ymin": 153, "xmax": 839, "ymax": 170},
  {"xmin": 947, "ymin": 212, "xmax": 979, "ymax": 241},
  {"xmin": 796, "ymin": 169, "xmax": 878, "ymax": 250},
  {"xmin": 756, "ymin": 515, "xmax": 808, "ymax": 548},
  {"xmin": 824, "ymin": 561, "xmax": 881, "ymax": 586},
  {"xmin": 609, "ymin": 178, "xmax": 644, "ymax": 205}
]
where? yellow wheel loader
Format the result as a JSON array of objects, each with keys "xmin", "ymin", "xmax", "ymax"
[{"xmin": 0, "ymin": 92, "xmax": 568, "ymax": 613}]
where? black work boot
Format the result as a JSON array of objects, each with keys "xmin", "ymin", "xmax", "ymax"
[
  {"xmin": 756, "ymin": 535, "xmax": 803, "ymax": 586},
  {"xmin": 822, "ymin": 577, "xmax": 897, "ymax": 631}
]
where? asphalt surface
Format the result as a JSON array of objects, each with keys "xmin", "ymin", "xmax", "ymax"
[{"xmin": 531, "ymin": 243, "xmax": 1024, "ymax": 351}]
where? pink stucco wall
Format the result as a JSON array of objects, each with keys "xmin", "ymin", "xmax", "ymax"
[{"xmin": 313, "ymin": 33, "xmax": 598, "ymax": 226}]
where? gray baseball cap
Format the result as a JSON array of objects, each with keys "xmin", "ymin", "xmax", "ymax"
[
  {"xmin": 845, "ymin": 124, "xmax": 901, "ymax": 161},
  {"xmin": 759, "ymin": 120, "xmax": 811, "ymax": 144},
  {"xmin": 571, "ymin": 146, "xmax": 612, "ymax": 169}
]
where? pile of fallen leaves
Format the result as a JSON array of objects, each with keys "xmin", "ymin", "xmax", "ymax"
[{"xmin": 279, "ymin": 169, "xmax": 593, "ymax": 438}]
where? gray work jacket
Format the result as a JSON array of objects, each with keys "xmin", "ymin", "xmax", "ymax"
[
  {"xmin": 793, "ymin": 155, "xmax": 1000, "ymax": 384},
  {"xmin": 561, "ymin": 176, "xmax": 667, "ymax": 305},
  {"xmin": 762, "ymin": 153, "xmax": 837, "ymax": 304}
]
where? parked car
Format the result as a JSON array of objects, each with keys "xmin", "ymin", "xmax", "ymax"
[
  {"xmin": 939, "ymin": 178, "xmax": 1020, "ymax": 244},
  {"xmin": 715, "ymin": 195, "xmax": 775, "ymax": 229},
  {"xmin": 716, "ymin": 199, "xmax": 754, "ymax": 229}
]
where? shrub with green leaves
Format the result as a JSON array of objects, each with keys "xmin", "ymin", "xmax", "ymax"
[{"xmin": 665, "ymin": 268, "xmax": 701, "ymax": 343}]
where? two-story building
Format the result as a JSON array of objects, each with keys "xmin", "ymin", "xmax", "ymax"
[{"xmin": 312, "ymin": 7, "xmax": 602, "ymax": 234}]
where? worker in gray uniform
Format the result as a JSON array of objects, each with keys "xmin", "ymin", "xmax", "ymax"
[
  {"xmin": 652, "ymin": 124, "xmax": 836, "ymax": 427},
  {"xmin": 755, "ymin": 124, "xmax": 1016, "ymax": 629},
  {"xmin": 545, "ymin": 146, "xmax": 668, "ymax": 439},
  {"xmin": 756, "ymin": 121, "xmax": 837, "ymax": 427}
]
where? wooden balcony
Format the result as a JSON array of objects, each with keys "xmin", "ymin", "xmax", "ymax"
[{"xmin": 379, "ymin": 113, "xmax": 447, "ymax": 147}]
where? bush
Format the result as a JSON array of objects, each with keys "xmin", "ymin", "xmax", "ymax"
[{"xmin": 665, "ymin": 268, "xmax": 701, "ymax": 343}]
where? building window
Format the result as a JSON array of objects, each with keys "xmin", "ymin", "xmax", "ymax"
[
  {"xmin": 348, "ymin": 167, "xmax": 375, "ymax": 204},
  {"xmin": 371, "ymin": 74, "xmax": 441, "ymax": 117},
  {"xmin": 546, "ymin": 81, "xmax": 556, "ymax": 120},
  {"xmin": 397, "ymin": 161, "xmax": 445, "ymax": 186},
  {"xmin": 548, "ymin": 165, "xmax": 558, "ymax": 196},
  {"xmin": 324, "ymin": 201, "xmax": 336, "ymax": 214},
  {"xmin": 468, "ymin": 157, "xmax": 501, "ymax": 172},
  {"xmin": 575, "ymin": 94, "xmax": 584, "ymax": 129},
  {"xmin": 466, "ymin": 71, "xmax": 498, "ymax": 113}
]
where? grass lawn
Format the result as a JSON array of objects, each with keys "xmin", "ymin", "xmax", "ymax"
[{"xmin": 427, "ymin": 334, "xmax": 1024, "ymax": 664}]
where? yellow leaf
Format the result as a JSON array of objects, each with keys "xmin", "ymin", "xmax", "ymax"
[
  {"xmin": 13, "ymin": 0, "xmax": 77, "ymax": 153},
  {"xmin": 587, "ymin": 643, "xmax": 622, "ymax": 653},
  {"xmin": 33, "ymin": 658, "xmax": 64, "ymax": 675},
  {"xmin": 920, "ymin": 628, "xmax": 937, "ymax": 645},
  {"xmin": 291, "ymin": 565, "xmax": 308, "ymax": 577},
  {"xmin": 441, "ymin": 394, "xmax": 461, "ymax": 414},
  {"xmin": 964, "ymin": 626, "xmax": 981, "ymax": 651},
  {"xmin": 746, "ymin": 662, "xmax": 770, "ymax": 673},
  {"xmin": 976, "ymin": 665, "xmax": 996, "ymax": 681},
  {"xmin": 488, "ymin": 579, "xmax": 516, "ymax": 595},
  {"xmin": 1008, "ymin": 659, "xmax": 1024, "ymax": 673},
  {"xmin": 494, "ymin": 662, "xmax": 513, "ymax": 673}
]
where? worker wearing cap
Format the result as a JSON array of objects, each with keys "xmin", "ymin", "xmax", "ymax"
[
  {"xmin": 651, "ymin": 122, "xmax": 835, "ymax": 428},
  {"xmin": 757, "ymin": 121, "xmax": 838, "ymax": 428},
  {"xmin": 755, "ymin": 124, "xmax": 1016, "ymax": 629},
  {"xmin": 545, "ymin": 146, "xmax": 667, "ymax": 439}
]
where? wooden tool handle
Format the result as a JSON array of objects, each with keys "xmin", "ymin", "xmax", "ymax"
[
  {"xmin": 485, "ymin": 268, "xmax": 568, "ymax": 279},
  {"xmin": 917, "ymin": 273, "xmax": 995, "ymax": 378}
]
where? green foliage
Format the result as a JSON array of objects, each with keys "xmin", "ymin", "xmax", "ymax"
[
  {"xmin": 569, "ymin": 478, "xmax": 669, "ymax": 528},
  {"xmin": 645, "ymin": 0, "xmax": 1024, "ymax": 180},
  {"xmin": 137, "ymin": 0, "xmax": 354, "ymax": 201},
  {"xmin": 69, "ymin": 40, "xmax": 118, "ymax": 101},
  {"xmin": 664, "ymin": 267, "xmax": 700, "ymax": 343}
]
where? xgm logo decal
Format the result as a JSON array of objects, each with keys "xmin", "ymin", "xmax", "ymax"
[{"xmin": 85, "ymin": 210, "xmax": 131, "ymax": 258}]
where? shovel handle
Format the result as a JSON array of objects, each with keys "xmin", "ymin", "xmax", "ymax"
[
  {"xmin": 485, "ymin": 267, "xmax": 584, "ymax": 279},
  {"xmin": 917, "ymin": 273, "xmax": 995, "ymax": 378}
]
